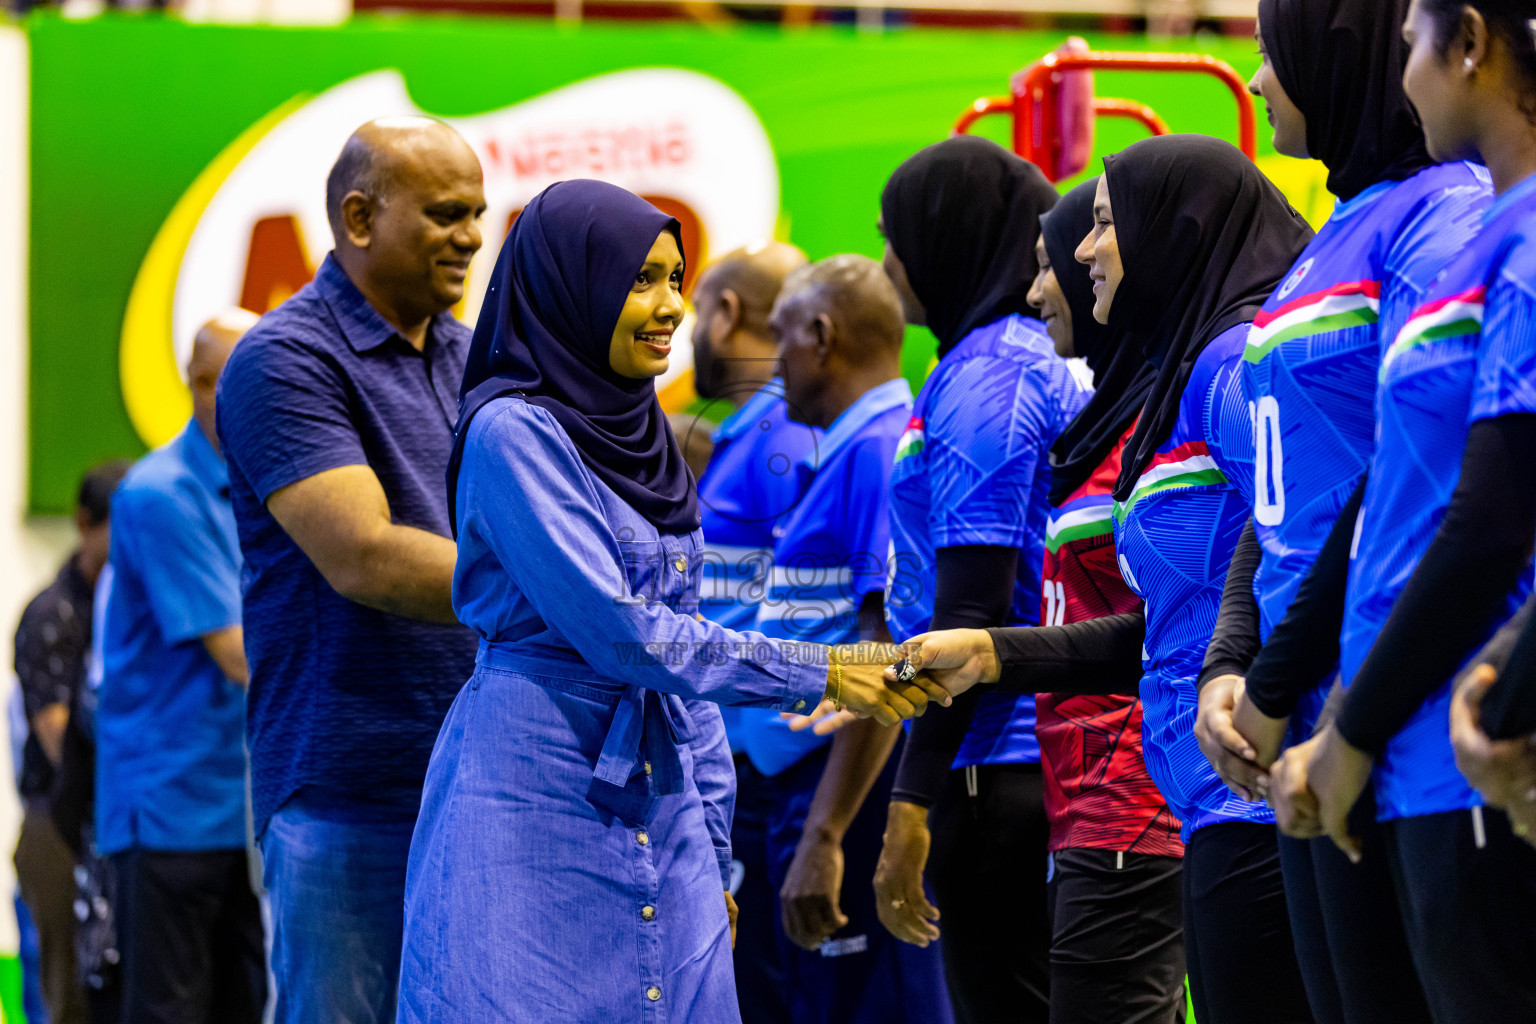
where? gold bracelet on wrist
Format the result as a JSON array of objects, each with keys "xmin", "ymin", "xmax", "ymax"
[{"xmin": 830, "ymin": 646, "xmax": 845, "ymax": 711}]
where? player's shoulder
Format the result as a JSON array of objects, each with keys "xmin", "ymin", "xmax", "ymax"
[
  {"xmin": 1382, "ymin": 163, "xmax": 1493, "ymax": 271},
  {"xmin": 1493, "ymin": 208, "xmax": 1536, "ymax": 301}
]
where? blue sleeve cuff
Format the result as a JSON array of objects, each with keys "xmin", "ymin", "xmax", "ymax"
[
  {"xmin": 718, "ymin": 851, "xmax": 734, "ymax": 890},
  {"xmin": 777, "ymin": 651, "xmax": 828, "ymax": 715}
]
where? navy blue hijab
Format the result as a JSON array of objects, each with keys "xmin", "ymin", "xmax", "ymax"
[{"xmin": 448, "ymin": 179, "xmax": 699, "ymax": 534}]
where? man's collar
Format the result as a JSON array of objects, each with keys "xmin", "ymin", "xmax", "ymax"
[
  {"xmin": 177, "ymin": 419, "xmax": 229, "ymax": 493},
  {"xmin": 804, "ymin": 377, "xmax": 913, "ymax": 469},
  {"xmin": 713, "ymin": 378, "xmax": 789, "ymax": 443},
  {"xmin": 316, "ymin": 253, "xmax": 450, "ymax": 354}
]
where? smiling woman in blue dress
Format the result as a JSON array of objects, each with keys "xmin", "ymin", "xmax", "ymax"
[{"xmin": 395, "ymin": 180, "xmax": 944, "ymax": 1023}]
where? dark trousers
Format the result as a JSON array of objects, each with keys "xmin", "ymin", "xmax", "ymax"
[
  {"xmin": 928, "ymin": 762, "xmax": 1051, "ymax": 1024},
  {"xmin": 731, "ymin": 757, "xmax": 791, "ymax": 1024},
  {"xmin": 111, "ymin": 848, "xmax": 265, "ymax": 1024},
  {"xmin": 15, "ymin": 802, "xmax": 89, "ymax": 1024},
  {"xmin": 1183, "ymin": 822, "xmax": 1312, "ymax": 1024},
  {"xmin": 1046, "ymin": 849, "xmax": 1185, "ymax": 1024},
  {"xmin": 1383, "ymin": 806, "xmax": 1536, "ymax": 1024},
  {"xmin": 765, "ymin": 739, "xmax": 953, "ymax": 1024},
  {"xmin": 1278, "ymin": 818, "xmax": 1431, "ymax": 1024}
]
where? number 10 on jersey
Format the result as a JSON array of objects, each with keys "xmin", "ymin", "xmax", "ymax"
[{"xmin": 1253, "ymin": 396, "xmax": 1286, "ymax": 526}]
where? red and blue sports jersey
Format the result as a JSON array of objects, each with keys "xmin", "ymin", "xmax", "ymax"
[
  {"xmin": 1113, "ymin": 324, "xmax": 1270, "ymax": 841},
  {"xmin": 1241, "ymin": 164, "xmax": 1493, "ymax": 733},
  {"xmin": 886, "ymin": 315, "xmax": 1089, "ymax": 768},
  {"xmin": 1341, "ymin": 172, "xmax": 1536, "ymax": 821},
  {"xmin": 1037, "ymin": 424, "xmax": 1184, "ymax": 856},
  {"xmin": 738, "ymin": 379, "xmax": 913, "ymax": 777},
  {"xmin": 697, "ymin": 380, "xmax": 820, "ymax": 750}
]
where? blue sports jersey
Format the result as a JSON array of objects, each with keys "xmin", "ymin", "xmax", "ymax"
[
  {"xmin": 1340, "ymin": 171, "xmax": 1536, "ymax": 821},
  {"xmin": 1113, "ymin": 324, "xmax": 1270, "ymax": 841},
  {"xmin": 1242, "ymin": 163, "xmax": 1493, "ymax": 733},
  {"xmin": 737, "ymin": 379, "xmax": 913, "ymax": 777},
  {"xmin": 886, "ymin": 315, "xmax": 1088, "ymax": 768}
]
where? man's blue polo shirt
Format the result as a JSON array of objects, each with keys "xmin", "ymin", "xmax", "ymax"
[
  {"xmin": 697, "ymin": 381, "xmax": 821, "ymax": 751},
  {"xmin": 216, "ymin": 254, "xmax": 478, "ymax": 833},
  {"xmin": 740, "ymin": 377, "xmax": 913, "ymax": 776},
  {"xmin": 96, "ymin": 421, "xmax": 247, "ymax": 855},
  {"xmin": 697, "ymin": 381, "xmax": 820, "ymax": 632}
]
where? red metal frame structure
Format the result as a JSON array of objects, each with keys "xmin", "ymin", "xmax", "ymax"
[{"xmin": 954, "ymin": 48, "xmax": 1257, "ymax": 181}]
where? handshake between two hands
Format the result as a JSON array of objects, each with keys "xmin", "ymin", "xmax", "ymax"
[{"xmin": 782, "ymin": 628, "xmax": 1003, "ymax": 735}]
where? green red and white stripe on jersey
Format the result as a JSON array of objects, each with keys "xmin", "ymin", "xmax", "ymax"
[
  {"xmin": 1114, "ymin": 441, "xmax": 1228, "ymax": 521},
  {"xmin": 1380, "ymin": 286, "xmax": 1487, "ymax": 380},
  {"xmin": 1245, "ymin": 280, "xmax": 1381, "ymax": 364},
  {"xmin": 894, "ymin": 416, "xmax": 924, "ymax": 462},
  {"xmin": 1045, "ymin": 501, "xmax": 1115, "ymax": 554}
]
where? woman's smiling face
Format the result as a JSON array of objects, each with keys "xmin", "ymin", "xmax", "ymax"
[
  {"xmin": 610, "ymin": 230, "xmax": 686, "ymax": 379},
  {"xmin": 1027, "ymin": 235, "xmax": 1074, "ymax": 358},
  {"xmin": 1075, "ymin": 176, "xmax": 1123, "ymax": 325},
  {"xmin": 1248, "ymin": 24, "xmax": 1310, "ymax": 159}
]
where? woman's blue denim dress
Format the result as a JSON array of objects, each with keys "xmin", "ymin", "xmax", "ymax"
[{"xmin": 397, "ymin": 398, "xmax": 828, "ymax": 1022}]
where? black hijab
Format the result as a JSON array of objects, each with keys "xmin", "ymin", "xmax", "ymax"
[
  {"xmin": 1044, "ymin": 178, "xmax": 1156, "ymax": 506},
  {"xmin": 1259, "ymin": 0, "xmax": 1432, "ymax": 201},
  {"xmin": 880, "ymin": 135, "xmax": 1060, "ymax": 357},
  {"xmin": 449, "ymin": 179, "xmax": 699, "ymax": 534},
  {"xmin": 1105, "ymin": 135, "xmax": 1314, "ymax": 501}
]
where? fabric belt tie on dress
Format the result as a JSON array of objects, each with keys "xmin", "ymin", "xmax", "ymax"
[{"xmin": 477, "ymin": 639, "xmax": 696, "ymax": 824}]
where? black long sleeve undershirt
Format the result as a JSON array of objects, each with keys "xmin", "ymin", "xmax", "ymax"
[
  {"xmin": 889, "ymin": 545, "xmax": 1018, "ymax": 808},
  {"xmin": 986, "ymin": 612, "xmax": 1144, "ymax": 696},
  {"xmin": 1198, "ymin": 519, "xmax": 1263, "ymax": 690},
  {"xmin": 1237, "ymin": 473, "xmax": 1368, "ymax": 719},
  {"xmin": 1335, "ymin": 415, "xmax": 1536, "ymax": 755},
  {"xmin": 1476, "ymin": 592, "xmax": 1536, "ymax": 740}
]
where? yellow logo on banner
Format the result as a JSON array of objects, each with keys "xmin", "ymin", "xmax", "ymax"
[{"xmin": 119, "ymin": 98, "xmax": 308, "ymax": 449}]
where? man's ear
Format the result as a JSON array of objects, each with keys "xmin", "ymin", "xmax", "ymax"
[
  {"xmin": 340, "ymin": 191, "xmax": 375, "ymax": 249},
  {"xmin": 812, "ymin": 313, "xmax": 836, "ymax": 364},
  {"xmin": 718, "ymin": 288, "xmax": 745, "ymax": 338}
]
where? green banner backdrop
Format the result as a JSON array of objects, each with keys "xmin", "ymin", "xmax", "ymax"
[{"xmin": 25, "ymin": 13, "xmax": 1324, "ymax": 513}]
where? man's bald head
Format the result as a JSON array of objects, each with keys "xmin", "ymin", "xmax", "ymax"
[
  {"xmin": 772, "ymin": 255, "xmax": 907, "ymax": 429},
  {"xmin": 326, "ymin": 118, "xmax": 486, "ymax": 335},
  {"xmin": 691, "ymin": 241, "xmax": 807, "ymax": 402},
  {"xmin": 189, "ymin": 308, "xmax": 259, "ymax": 454},
  {"xmin": 693, "ymin": 241, "xmax": 808, "ymax": 317},
  {"xmin": 777, "ymin": 254, "xmax": 906, "ymax": 363},
  {"xmin": 326, "ymin": 118, "xmax": 476, "ymax": 237}
]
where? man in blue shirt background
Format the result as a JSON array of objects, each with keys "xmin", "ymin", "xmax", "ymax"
[
  {"xmin": 215, "ymin": 118, "xmax": 483, "ymax": 1024},
  {"xmin": 751, "ymin": 255, "xmax": 952, "ymax": 1024},
  {"xmin": 97, "ymin": 309, "xmax": 265, "ymax": 1024},
  {"xmin": 691, "ymin": 241, "xmax": 814, "ymax": 1024},
  {"xmin": 693, "ymin": 240, "xmax": 814, "ymax": 634}
]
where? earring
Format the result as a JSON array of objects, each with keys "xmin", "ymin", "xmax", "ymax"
[{"xmin": 1465, "ymin": 57, "xmax": 1475, "ymax": 71}]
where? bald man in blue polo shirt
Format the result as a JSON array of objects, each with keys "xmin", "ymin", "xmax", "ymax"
[
  {"xmin": 216, "ymin": 119, "xmax": 483, "ymax": 1024},
  {"xmin": 748, "ymin": 255, "xmax": 952, "ymax": 1024},
  {"xmin": 97, "ymin": 309, "xmax": 265, "ymax": 1024}
]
